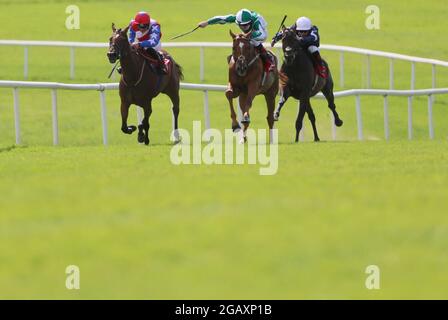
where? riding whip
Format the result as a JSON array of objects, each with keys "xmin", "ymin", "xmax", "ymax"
[{"xmin": 170, "ymin": 26, "xmax": 200, "ymax": 40}]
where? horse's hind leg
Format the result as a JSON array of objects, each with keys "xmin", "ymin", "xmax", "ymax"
[
  {"xmin": 264, "ymin": 93, "xmax": 276, "ymax": 144},
  {"xmin": 168, "ymin": 90, "xmax": 181, "ymax": 143},
  {"xmin": 322, "ymin": 76, "xmax": 343, "ymax": 127},
  {"xmin": 306, "ymin": 103, "xmax": 320, "ymax": 142},
  {"xmin": 295, "ymin": 100, "xmax": 307, "ymax": 142}
]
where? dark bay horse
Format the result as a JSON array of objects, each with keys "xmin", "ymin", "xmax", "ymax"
[
  {"xmin": 107, "ymin": 23, "xmax": 183, "ymax": 145},
  {"xmin": 225, "ymin": 30, "xmax": 279, "ymax": 143},
  {"xmin": 274, "ymin": 27, "xmax": 343, "ymax": 142}
]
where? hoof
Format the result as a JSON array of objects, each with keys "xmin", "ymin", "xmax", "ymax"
[
  {"xmin": 239, "ymin": 136, "xmax": 247, "ymax": 144},
  {"xmin": 241, "ymin": 114, "xmax": 251, "ymax": 124},
  {"xmin": 335, "ymin": 118, "xmax": 343, "ymax": 127},
  {"xmin": 122, "ymin": 125, "xmax": 137, "ymax": 134},
  {"xmin": 314, "ymin": 138, "xmax": 321, "ymax": 142},
  {"xmin": 144, "ymin": 137, "xmax": 150, "ymax": 145},
  {"xmin": 232, "ymin": 124, "xmax": 241, "ymax": 132},
  {"xmin": 138, "ymin": 134, "xmax": 145, "ymax": 144}
]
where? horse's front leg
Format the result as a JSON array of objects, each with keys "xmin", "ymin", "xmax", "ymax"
[
  {"xmin": 225, "ymin": 84, "xmax": 241, "ymax": 132},
  {"xmin": 239, "ymin": 90, "xmax": 257, "ymax": 144},
  {"xmin": 306, "ymin": 103, "xmax": 320, "ymax": 142},
  {"xmin": 274, "ymin": 85, "xmax": 290, "ymax": 121},
  {"xmin": 121, "ymin": 101, "xmax": 137, "ymax": 134},
  {"xmin": 138, "ymin": 101, "xmax": 152, "ymax": 145},
  {"xmin": 264, "ymin": 93, "xmax": 276, "ymax": 144},
  {"xmin": 241, "ymin": 82, "xmax": 258, "ymax": 125},
  {"xmin": 295, "ymin": 99, "xmax": 308, "ymax": 143}
]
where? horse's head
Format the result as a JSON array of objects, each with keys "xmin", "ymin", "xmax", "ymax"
[
  {"xmin": 281, "ymin": 27, "xmax": 301, "ymax": 66},
  {"xmin": 230, "ymin": 30, "xmax": 256, "ymax": 77},
  {"xmin": 107, "ymin": 23, "xmax": 130, "ymax": 64}
]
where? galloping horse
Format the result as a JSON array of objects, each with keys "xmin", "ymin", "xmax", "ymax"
[
  {"xmin": 225, "ymin": 30, "xmax": 279, "ymax": 143},
  {"xmin": 107, "ymin": 23, "xmax": 183, "ymax": 145},
  {"xmin": 274, "ymin": 27, "xmax": 343, "ymax": 142}
]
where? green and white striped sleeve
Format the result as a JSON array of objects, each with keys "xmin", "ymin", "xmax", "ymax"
[{"xmin": 207, "ymin": 14, "xmax": 236, "ymax": 25}]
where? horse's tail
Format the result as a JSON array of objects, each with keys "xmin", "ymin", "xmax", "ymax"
[
  {"xmin": 279, "ymin": 71, "xmax": 289, "ymax": 87},
  {"xmin": 174, "ymin": 61, "xmax": 184, "ymax": 81}
]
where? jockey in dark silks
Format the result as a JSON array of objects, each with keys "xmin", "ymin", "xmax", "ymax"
[
  {"xmin": 272, "ymin": 17, "xmax": 328, "ymax": 79},
  {"xmin": 198, "ymin": 8, "xmax": 275, "ymax": 73}
]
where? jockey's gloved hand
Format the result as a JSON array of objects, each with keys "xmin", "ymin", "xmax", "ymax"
[{"xmin": 271, "ymin": 32, "xmax": 282, "ymax": 47}]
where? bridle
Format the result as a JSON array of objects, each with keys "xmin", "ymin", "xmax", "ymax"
[
  {"xmin": 108, "ymin": 33, "xmax": 128, "ymax": 61},
  {"xmin": 282, "ymin": 29, "xmax": 301, "ymax": 65},
  {"xmin": 233, "ymin": 36, "xmax": 260, "ymax": 77},
  {"xmin": 108, "ymin": 33, "xmax": 146, "ymax": 87}
]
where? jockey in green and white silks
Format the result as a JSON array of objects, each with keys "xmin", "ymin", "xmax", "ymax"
[{"xmin": 198, "ymin": 9, "xmax": 275, "ymax": 72}]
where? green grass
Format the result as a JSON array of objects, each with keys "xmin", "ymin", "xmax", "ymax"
[
  {"xmin": 0, "ymin": 0, "xmax": 447, "ymax": 299},
  {"xmin": 1, "ymin": 142, "xmax": 448, "ymax": 299}
]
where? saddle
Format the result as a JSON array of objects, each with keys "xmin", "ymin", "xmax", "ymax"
[{"xmin": 136, "ymin": 48, "xmax": 171, "ymax": 75}]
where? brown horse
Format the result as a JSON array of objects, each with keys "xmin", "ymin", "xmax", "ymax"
[
  {"xmin": 107, "ymin": 23, "xmax": 183, "ymax": 145},
  {"xmin": 274, "ymin": 27, "xmax": 343, "ymax": 142},
  {"xmin": 225, "ymin": 30, "xmax": 279, "ymax": 143}
]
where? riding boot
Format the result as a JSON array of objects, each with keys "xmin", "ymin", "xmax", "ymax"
[
  {"xmin": 151, "ymin": 49, "xmax": 168, "ymax": 75},
  {"xmin": 312, "ymin": 51, "xmax": 328, "ymax": 79},
  {"xmin": 257, "ymin": 44, "xmax": 275, "ymax": 73},
  {"xmin": 157, "ymin": 51, "xmax": 168, "ymax": 75}
]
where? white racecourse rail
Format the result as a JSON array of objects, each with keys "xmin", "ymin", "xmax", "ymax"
[
  {"xmin": 1, "ymin": 40, "xmax": 448, "ymax": 89},
  {"xmin": 0, "ymin": 80, "xmax": 446, "ymax": 146}
]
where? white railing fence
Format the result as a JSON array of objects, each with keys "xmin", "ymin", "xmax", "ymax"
[
  {"xmin": 0, "ymin": 80, "xmax": 446, "ymax": 146},
  {"xmin": 1, "ymin": 40, "xmax": 447, "ymax": 90}
]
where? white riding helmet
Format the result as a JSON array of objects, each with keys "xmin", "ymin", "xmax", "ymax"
[{"xmin": 296, "ymin": 17, "xmax": 312, "ymax": 31}]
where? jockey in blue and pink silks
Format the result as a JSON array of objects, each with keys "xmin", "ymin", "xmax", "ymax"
[{"xmin": 119, "ymin": 11, "xmax": 167, "ymax": 74}]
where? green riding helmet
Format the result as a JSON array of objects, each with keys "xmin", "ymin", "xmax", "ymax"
[{"xmin": 236, "ymin": 9, "xmax": 254, "ymax": 32}]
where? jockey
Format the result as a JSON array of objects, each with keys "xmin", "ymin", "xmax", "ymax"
[
  {"xmin": 272, "ymin": 17, "xmax": 328, "ymax": 79},
  {"xmin": 198, "ymin": 9, "xmax": 275, "ymax": 73},
  {"xmin": 126, "ymin": 11, "xmax": 167, "ymax": 74}
]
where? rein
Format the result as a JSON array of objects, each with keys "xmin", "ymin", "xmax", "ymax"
[
  {"xmin": 247, "ymin": 53, "xmax": 260, "ymax": 67},
  {"xmin": 121, "ymin": 59, "xmax": 147, "ymax": 87},
  {"xmin": 108, "ymin": 61, "xmax": 119, "ymax": 79},
  {"xmin": 135, "ymin": 48, "xmax": 160, "ymax": 64}
]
